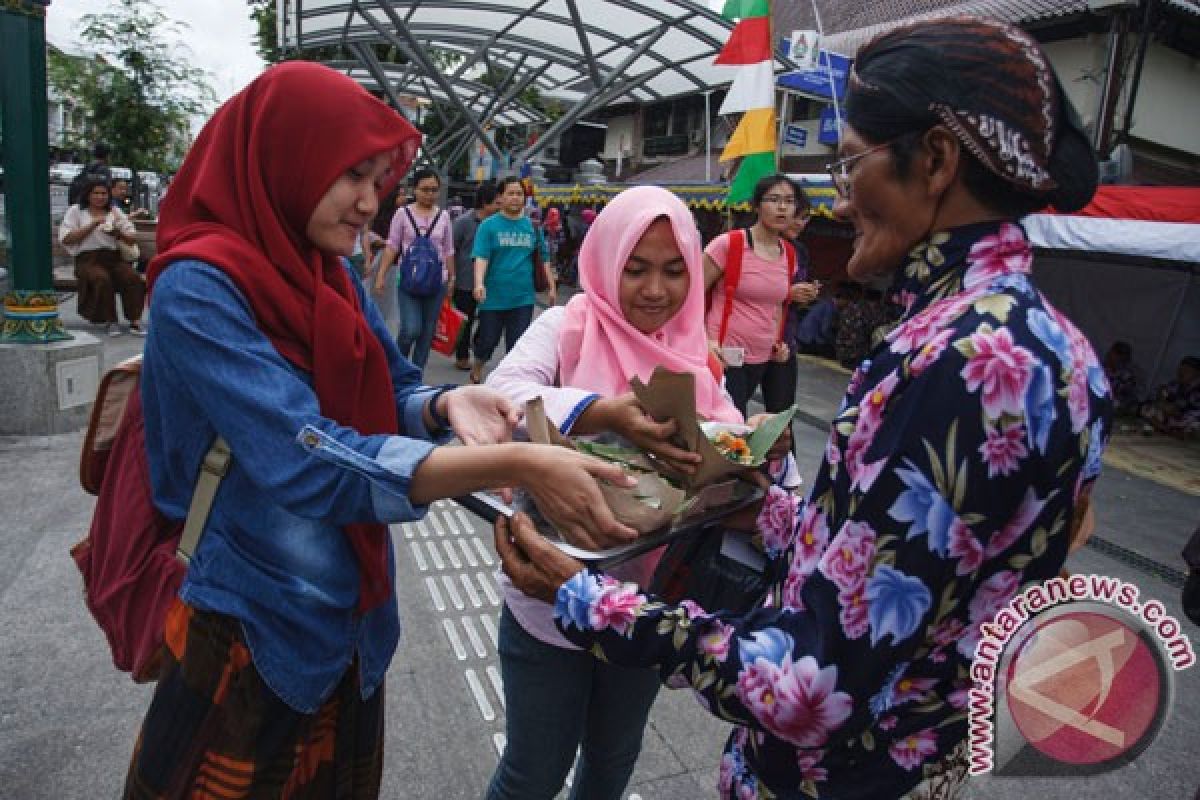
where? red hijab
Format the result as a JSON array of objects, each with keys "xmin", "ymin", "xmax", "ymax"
[{"xmin": 148, "ymin": 62, "xmax": 421, "ymax": 612}]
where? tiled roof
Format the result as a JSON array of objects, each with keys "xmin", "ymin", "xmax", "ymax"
[
  {"xmin": 777, "ymin": 0, "xmax": 1093, "ymax": 55},
  {"xmin": 627, "ymin": 153, "xmax": 724, "ymax": 184}
]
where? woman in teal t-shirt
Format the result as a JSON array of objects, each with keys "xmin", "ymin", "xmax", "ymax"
[{"xmin": 470, "ymin": 176, "xmax": 551, "ymax": 383}]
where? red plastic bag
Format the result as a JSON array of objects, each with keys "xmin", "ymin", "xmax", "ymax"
[{"xmin": 432, "ymin": 298, "xmax": 466, "ymax": 357}]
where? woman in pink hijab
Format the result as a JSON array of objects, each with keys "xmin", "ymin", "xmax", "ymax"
[{"xmin": 483, "ymin": 185, "xmax": 741, "ymax": 800}]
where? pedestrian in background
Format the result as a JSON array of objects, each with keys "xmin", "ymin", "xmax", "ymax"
[
  {"xmin": 768, "ymin": 197, "xmax": 821, "ymax": 413},
  {"xmin": 451, "ymin": 183, "xmax": 499, "ymax": 370},
  {"xmin": 376, "ymin": 168, "xmax": 454, "ymax": 371},
  {"xmin": 58, "ymin": 175, "xmax": 146, "ymax": 336},
  {"xmin": 703, "ymin": 174, "xmax": 804, "ymax": 415},
  {"xmin": 110, "ymin": 177, "xmax": 133, "ymax": 214},
  {"xmin": 470, "ymin": 176, "xmax": 551, "ymax": 384}
]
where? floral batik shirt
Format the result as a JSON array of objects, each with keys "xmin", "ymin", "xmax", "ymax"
[{"xmin": 553, "ymin": 222, "xmax": 1114, "ymax": 799}]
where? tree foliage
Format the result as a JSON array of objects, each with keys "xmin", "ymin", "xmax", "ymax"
[
  {"xmin": 247, "ymin": 0, "xmax": 280, "ymax": 64},
  {"xmin": 48, "ymin": 0, "xmax": 216, "ymax": 174}
]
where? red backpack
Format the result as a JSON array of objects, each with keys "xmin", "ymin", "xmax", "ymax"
[{"xmin": 71, "ymin": 356, "xmax": 229, "ymax": 682}]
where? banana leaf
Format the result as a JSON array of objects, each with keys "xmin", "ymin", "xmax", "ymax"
[
  {"xmin": 575, "ymin": 440, "xmax": 658, "ymax": 473},
  {"xmin": 748, "ymin": 405, "xmax": 797, "ymax": 462}
]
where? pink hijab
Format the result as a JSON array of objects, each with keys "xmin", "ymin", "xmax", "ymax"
[{"xmin": 558, "ymin": 186, "xmax": 743, "ymax": 424}]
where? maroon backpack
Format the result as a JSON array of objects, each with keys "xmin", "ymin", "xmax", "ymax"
[{"xmin": 71, "ymin": 357, "xmax": 228, "ymax": 682}]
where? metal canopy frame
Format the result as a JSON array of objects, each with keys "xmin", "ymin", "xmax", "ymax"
[{"xmin": 279, "ymin": 0, "xmax": 793, "ymax": 164}]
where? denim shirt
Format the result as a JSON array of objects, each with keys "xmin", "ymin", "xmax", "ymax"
[{"xmin": 142, "ymin": 259, "xmax": 451, "ymax": 712}]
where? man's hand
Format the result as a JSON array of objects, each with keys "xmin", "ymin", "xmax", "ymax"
[
  {"xmin": 494, "ymin": 513, "xmax": 585, "ymax": 604},
  {"xmin": 440, "ymin": 385, "xmax": 519, "ymax": 445},
  {"xmin": 770, "ymin": 341, "xmax": 791, "ymax": 363},
  {"xmin": 473, "ymin": 285, "xmax": 487, "ymax": 303}
]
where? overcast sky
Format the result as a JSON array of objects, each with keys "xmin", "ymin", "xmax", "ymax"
[{"xmin": 45, "ymin": 0, "xmax": 266, "ymax": 108}]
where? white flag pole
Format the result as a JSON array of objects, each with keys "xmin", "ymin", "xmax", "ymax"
[
  {"xmin": 704, "ymin": 89, "xmax": 713, "ymax": 183},
  {"xmin": 810, "ymin": 0, "xmax": 843, "ymax": 138}
]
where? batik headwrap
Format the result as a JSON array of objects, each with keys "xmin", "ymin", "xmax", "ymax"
[{"xmin": 845, "ymin": 15, "xmax": 1097, "ymax": 212}]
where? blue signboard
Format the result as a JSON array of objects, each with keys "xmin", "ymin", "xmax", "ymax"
[
  {"xmin": 818, "ymin": 107, "xmax": 843, "ymax": 146},
  {"xmin": 777, "ymin": 50, "xmax": 851, "ymax": 102},
  {"xmin": 783, "ymin": 125, "xmax": 808, "ymax": 148}
]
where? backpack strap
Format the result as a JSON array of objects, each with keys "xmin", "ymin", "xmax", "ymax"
[
  {"xmin": 707, "ymin": 352, "xmax": 724, "ymax": 382},
  {"xmin": 403, "ymin": 206, "xmax": 422, "ymax": 240},
  {"xmin": 778, "ymin": 239, "xmax": 798, "ymax": 343},
  {"xmin": 404, "ymin": 206, "xmax": 441, "ymax": 238},
  {"xmin": 176, "ymin": 436, "xmax": 231, "ymax": 565},
  {"xmin": 716, "ymin": 229, "xmax": 747, "ymax": 347}
]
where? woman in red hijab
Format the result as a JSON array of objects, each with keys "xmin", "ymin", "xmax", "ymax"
[{"xmin": 124, "ymin": 62, "xmax": 636, "ymax": 800}]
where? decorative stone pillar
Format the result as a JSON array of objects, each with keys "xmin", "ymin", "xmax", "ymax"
[
  {"xmin": 1, "ymin": 0, "xmax": 69, "ymax": 343},
  {"xmin": 0, "ymin": 0, "xmax": 101, "ymax": 435}
]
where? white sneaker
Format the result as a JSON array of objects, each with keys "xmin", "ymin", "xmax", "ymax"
[
  {"xmin": 106, "ymin": 323, "xmax": 121, "ymax": 337},
  {"xmin": 128, "ymin": 322, "xmax": 147, "ymax": 337}
]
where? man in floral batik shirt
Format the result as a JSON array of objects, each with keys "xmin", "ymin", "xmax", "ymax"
[{"xmin": 498, "ymin": 17, "xmax": 1113, "ymax": 800}]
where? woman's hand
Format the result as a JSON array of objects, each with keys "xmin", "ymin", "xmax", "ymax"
[
  {"xmin": 473, "ymin": 285, "xmax": 487, "ymax": 303},
  {"xmin": 518, "ymin": 444, "xmax": 638, "ymax": 552},
  {"xmin": 789, "ymin": 281, "xmax": 820, "ymax": 306},
  {"xmin": 591, "ymin": 394, "xmax": 701, "ymax": 476},
  {"xmin": 770, "ymin": 341, "xmax": 791, "ymax": 363},
  {"xmin": 495, "ymin": 513, "xmax": 584, "ymax": 603},
  {"xmin": 440, "ymin": 385, "xmax": 519, "ymax": 445},
  {"xmin": 747, "ymin": 411, "xmax": 792, "ymax": 462}
]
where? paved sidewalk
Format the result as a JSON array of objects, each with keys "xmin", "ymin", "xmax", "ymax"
[{"xmin": 1, "ymin": 295, "xmax": 1197, "ymax": 799}]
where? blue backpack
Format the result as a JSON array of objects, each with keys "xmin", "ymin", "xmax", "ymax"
[{"xmin": 398, "ymin": 208, "xmax": 445, "ymax": 296}]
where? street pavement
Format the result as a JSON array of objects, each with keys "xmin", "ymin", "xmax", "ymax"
[{"xmin": 1, "ymin": 294, "xmax": 1197, "ymax": 799}]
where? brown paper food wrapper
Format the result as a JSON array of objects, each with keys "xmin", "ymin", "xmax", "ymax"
[
  {"xmin": 524, "ymin": 396, "xmax": 687, "ymax": 534},
  {"xmin": 629, "ymin": 367, "xmax": 752, "ymax": 490}
]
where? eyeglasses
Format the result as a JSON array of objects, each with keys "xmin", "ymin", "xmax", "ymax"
[
  {"xmin": 826, "ymin": 140, "xmax": 895, "ymax": 199},
  {"xmin": 761, "ymin": 194, "xmax": 797, "ymax": 207}
]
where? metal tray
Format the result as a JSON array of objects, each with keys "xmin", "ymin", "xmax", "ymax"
[{"xmin": 454, "ymin": 478, "xmax": 763, "ymax": 569}]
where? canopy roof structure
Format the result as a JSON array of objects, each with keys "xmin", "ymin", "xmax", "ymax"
[
  {"xmin": 322, "ymin": 57, "xmax": 549, "ymax": 170},
  {"xmin": 278, "ymin": 0, "xmax": 793, "ymax": 165},
  {"xmin": 322, "ymin": 60, "xmax": 548, "ymax": 126}
]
